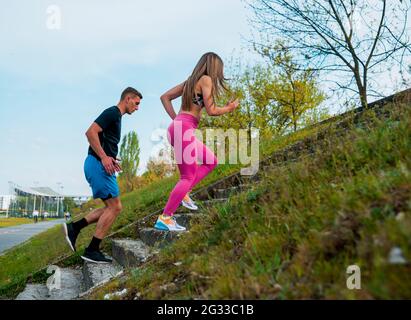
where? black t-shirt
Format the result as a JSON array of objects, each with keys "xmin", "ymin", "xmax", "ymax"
[{"xmin": 88, "ymin": 106, "xmax": 122, "ymax": 160}]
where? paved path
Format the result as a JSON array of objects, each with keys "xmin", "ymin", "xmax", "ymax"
[{"xmin": 0, "ymin": 219, "xmax": 65, "ymax": 254}]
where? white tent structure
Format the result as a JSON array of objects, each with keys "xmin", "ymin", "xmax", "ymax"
[{"xmin": 7, "ymin": 182, "xmax": 89, "ymax": 218}]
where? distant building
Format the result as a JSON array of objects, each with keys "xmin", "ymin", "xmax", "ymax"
[
  {"xmin": 7, "ymin": 182, "xmax": 89, "ymax": 217},
  {"xmin": 70, "ymin": 196, "xmax": 90, "ymax": 206},
  {"xmin": 0, "ymin": 195, "xmax": 15, "ymax": 210}
]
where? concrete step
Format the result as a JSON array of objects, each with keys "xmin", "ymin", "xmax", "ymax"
[
  {"xmin": 111, "ymin": 239, "xmax": 151, "ymax": 268},
  {"xmin": 200, "ymin": 198, "xmax": 229, "ymax": 207},
  {"xmin": 193, "ymin": 175, "xmax": 248, "ymax": 200},
  {"xmin": 174, "ymin": 207, "xmax": 197, "ymax": 214},
  {"xmin": 139, "ymin": 227, "xmax": 187, "ymax": 247},
  {"xmin": 238, "ymin": 174, "xmax": 260, "ymax": 184},
  {"xmin": 213, "ymin": 184, "xmax": 248, "ymax": 198},
  {"xmin": 16, "ymin": 268, "xmax": 84, "ymax": 300},
  {"xmin": 173, "ymin": 213, "xmax": 204, "ymax": 228},
  {"xmin": 82, "ymin": 261, "xmax": 123, "ymax": 291},
  {"xmin": 262, "ymin": 165, "xmax": 274, "ymax": 171},
  {"xmin": 15, "ymin": 284, "xmax": 49, "ymax": 300},
  {"xmin": 174, "ymin": 204, "xmax": 203, "ymax": 214}
]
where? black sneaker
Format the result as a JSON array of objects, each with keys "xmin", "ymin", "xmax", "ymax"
[
  {"xmin": 81, "ymin": 248, "xmax": 113, "ymax": 264},
  {"xmin": 62, "ymin": 223, "xmax": 78, "ymax": 252}
]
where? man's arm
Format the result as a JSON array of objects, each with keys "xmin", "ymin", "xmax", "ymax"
[
  {"xmin": 85, "ymin": 122, "xmax": 107, "ymax": 159},
  {"xmin": 85, "ymin": 123, "xmax": 120, "ymax": 175}
]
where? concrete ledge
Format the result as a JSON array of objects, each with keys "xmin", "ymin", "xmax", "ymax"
[
  {"xmin": 16, "ymin": 268, "xmax": 84, "ymax": 300},
  {"xmin": 111, "ymin": 239, "xmax": 151, "ymax": 268},
  {"xmin": 139, "ymin": 228, "xmax": 186, "ymax": 247},
  {"xmin": 82, "ymin": 261, "xmax": 122, "ymax": 291}
]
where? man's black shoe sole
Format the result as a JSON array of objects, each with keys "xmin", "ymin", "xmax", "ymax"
[
  {"xmin": 62, "ymin": 223, "xmax": 76, "ymax": 252},
  {"xmin": 80, "ymin": 255, "xmax": 112, "ymax": 264}
]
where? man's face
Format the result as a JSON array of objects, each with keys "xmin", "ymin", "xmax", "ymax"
[{"xmin": 126, "ymin": 95, "xmax": 141, "ymax": 114}]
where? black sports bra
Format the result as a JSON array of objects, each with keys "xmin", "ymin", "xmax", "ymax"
[{"xmin": 192, "ymin": 93, "xmax": 205, "ymax": 108}]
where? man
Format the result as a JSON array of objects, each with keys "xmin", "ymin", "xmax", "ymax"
[
  {"xmin": 64, "ymin": 211, "xmax": 71, "ymax": 221},
  {"xmin": 33, "ymin": 210, "xmax": 39, "ymax": 223},
  {"xmin": 62, "ymin": 87, "xmax": 142, "ymax": 263}
]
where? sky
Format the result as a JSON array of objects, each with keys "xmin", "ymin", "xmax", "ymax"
[
  {"xmin": 0, "ymin": 0, "xmax": 254, "ymax": 196},
  {"xmin": 0, "ymin": 1, "xmax": 409, "ymax": 196}
]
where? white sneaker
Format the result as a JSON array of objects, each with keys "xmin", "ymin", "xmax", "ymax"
[
  {"xmin": 171, "ymin": 216, "xmax": 187, "ymax": 231},
  {"xmin": 154, "ymin": 215, "xmax": 186, "ymax": 232},
  {"xmin": 181, "ymin": 195, "xmax": 198, "ymax": 211}
]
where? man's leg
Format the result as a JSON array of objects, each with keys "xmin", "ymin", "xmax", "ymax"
[
  {"xmin": 86, "ymin": 197, "xmax": 122, "ymax": 253},
  {"xmin": 68, "ymin": 206, "xmax": 104, "ymax": 239},
  {"xmin": 63, "ymin": 206, "xmax": 106, "ymax": 253},
  {"xmin": 85, "ymin": 207, "xmax": 106, "ymax": 224},
  {"xmin": 95, "ymin": 197, "xmax": 122, "ymax": 239},
  {"xmin": 69, "ymin": 206, "xmax": 104, "ymax": 236}
]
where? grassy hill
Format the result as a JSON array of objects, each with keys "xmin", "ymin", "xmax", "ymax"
[
  {"xmin": 1, "ymin": 93, "xmax": 410, "ymax": 299},
  {"xmin": 0, "ymin": 100, "xmax": 329, "ymax": 299},
  {"xmin": 87, "ymin": 101, "xmax": 411, "ymax": 299}
]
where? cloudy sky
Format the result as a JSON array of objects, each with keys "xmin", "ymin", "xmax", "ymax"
[
  {"xmin": 0, "ymin": 0, "xmax": 409, "ymax": 196},
  {"xmin": 0, "ymin": 0, "xmax": 254, "ymax": 195}
]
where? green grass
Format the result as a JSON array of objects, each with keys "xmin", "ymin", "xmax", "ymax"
[
  {"xmin": 0, "ymin": 218, "xmax": 36, "ymax": 228},
  {"xmin": 0, "ymin": 119, "xmax": 322, "ymax": 298},
  {"xmin": 88, "ymin": 103, "xmax": 411, "ymax": 300},
  {"xmin": 0, "ymin": 116, "xmax": 326, "ymax": 299}
]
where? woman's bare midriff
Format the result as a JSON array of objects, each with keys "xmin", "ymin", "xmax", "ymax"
[{"xmin": 179, "ymin": 106, "xmax": 202, "ymax": 120}]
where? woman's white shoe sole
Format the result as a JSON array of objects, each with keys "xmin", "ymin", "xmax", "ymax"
[
  {"xmin": 155, "ymin": 225, "xmax": 187, "ymax": 232},
  {"xmin": 181, "ymin": 201, "xmax": 198, "ymax": 211}
]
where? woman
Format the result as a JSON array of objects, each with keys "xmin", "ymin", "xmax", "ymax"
[{"xmin": 155, "ymin": 52, "xmax": 239, "ymax": 231}]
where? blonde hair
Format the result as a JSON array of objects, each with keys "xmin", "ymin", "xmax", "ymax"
[{"xmin": 182, "ymin": 52, "xmax": 228, "ymax": 111}]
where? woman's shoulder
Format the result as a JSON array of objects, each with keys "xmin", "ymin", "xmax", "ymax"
[{"xmin": 199, "ymin": 75, "xmax": 212, "ymax": 84}]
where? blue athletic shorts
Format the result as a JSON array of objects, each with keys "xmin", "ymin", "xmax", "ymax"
[{"xmin": 84, "ymin": 155, "xmax": 120, "ymax": 200}]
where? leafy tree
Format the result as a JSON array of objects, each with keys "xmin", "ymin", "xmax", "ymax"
[
  {"xmin": 266, "ymin": 43, "xmax": 327, "ymax": 132},
  {"xmin": 119, "ymin": 131, "xmax": 140, "ymax": 192},
  {"xmin": 62, "ymin": 197, "xmax": 77, "ymax": 212},
  {"xmin": 143, "ymin": 152, "xmax": 175, "ymax": 184},
  {"xmin": 247, "ymin": 0, "xmax": 411, "ymax": 108},
  {"xmin": 201, "ymin": 54, "xmax": 327, "ymax": 137}
]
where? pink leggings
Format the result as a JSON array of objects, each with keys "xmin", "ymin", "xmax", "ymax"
[{"xmin": 163, "ymin": 113, "xmax": 218, "ymax": 216}]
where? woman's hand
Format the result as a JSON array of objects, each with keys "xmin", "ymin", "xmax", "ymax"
[
  {"xmin": 226, "ymin": 98, "xmax": 240, "ymax": 112},
  {"xmin": 160, "ymin": 82, "xmax": 185, "ymax": 120}
]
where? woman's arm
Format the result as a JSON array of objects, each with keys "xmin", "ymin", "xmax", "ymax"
[
  {"xmin": 160, "ymin": 82, "xmax": 185, "ymax": 120},
  {"xmin": 200, "ymin": 76, "xmax": 239, "ymax": 116}
]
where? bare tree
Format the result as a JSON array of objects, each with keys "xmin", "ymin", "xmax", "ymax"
[{"xmin": 246, "ymin": 0, "xmax": 411, "ymax": 108}]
